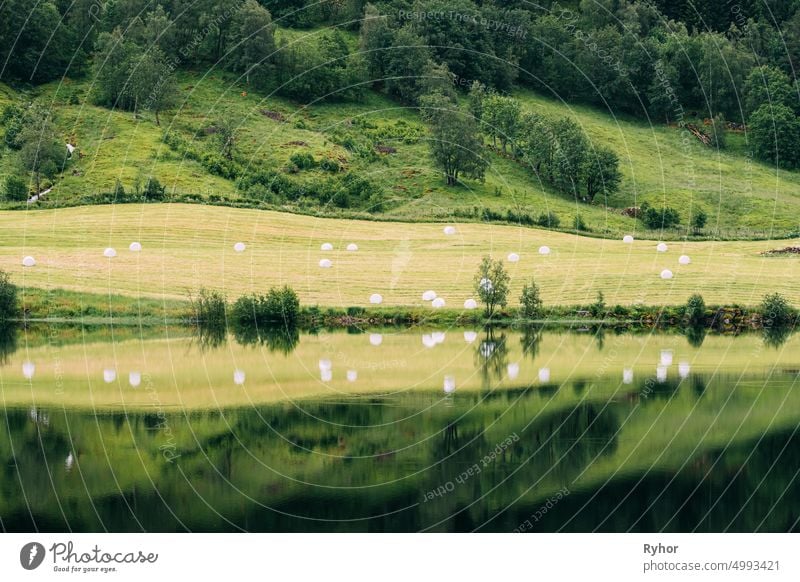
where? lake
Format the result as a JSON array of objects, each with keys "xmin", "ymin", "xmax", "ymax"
[{"xmin": 1, "ymin": 324, "xmax": 799, "ymax": 532}]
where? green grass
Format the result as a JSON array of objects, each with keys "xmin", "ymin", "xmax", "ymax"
[
  {"xmin": 2, "ymin": 204, "xmax": 799, "ymax": 307},
  {"xmin": 3, "ymin": 67, "xmax": 800, "ymax": 239}
]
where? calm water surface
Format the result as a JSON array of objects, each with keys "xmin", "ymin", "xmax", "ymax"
[{"xmin": 1, "ymin": 325, "xmax": 799, "ymax": 532}]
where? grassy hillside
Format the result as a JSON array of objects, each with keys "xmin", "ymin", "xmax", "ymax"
[
  {"xmin": 2, "ymin": 66, "xmax": 800, "ymax": 239},
  {"xmin": 2, "ymin": 204, "xmax": 798, "ymax": 307}
]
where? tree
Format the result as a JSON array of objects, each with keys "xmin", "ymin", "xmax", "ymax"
[
  {"xmin": 128, "ymin": 48, "xmax": 178, "ymax": 125},
  {"xmin": 684, "ymin": 294, "xmax": 706, "ymax": 326},
  {"xmin": 0, "ymin": 270, "xmax": 19, "ymax": 321},
  {"xmin": 18, "ymin": 116, "xmax": 65, "ymax": 195},
  {"xmin": 215, "ymin": 118, "xmax": 238, "ymax": 161},
  {"xmin": 584, "ymin": 146, "xmax": 621, "ymax": 202},
  {"xmin": 552, "ymin": 117, "xmax": 589, "ymax": 198},
  {"xmin": 474, "ymin": 256, "xmax": 510, "ymax": 319},
  {"xmin": 749, "ymin": 103, "xmax": 800, "ymax": 169},
  {"xmin": 2, "ymin": 176, "xmax": 28, "ymax": 202},
  {"xmin": 142, "ymin": 176, "xmax": 166, "ymax": 200},
  {"xmin": 359, "ymin": 4, "xmax": 393, "ymax": 81},
  {"xmin": 692, "ymin": 208, "xmax": 708, "ymax": 231},
  {"xmin": 482, "ymin": 94, "xmax": 521, "ymax": 152},
  {"xmin": 743, "ymin": 65, "xmax": 795, "ymax": 117},
  {"xmin": 590, "ymin": 290, "xmax": 606, "ymax": 318},
  {"xmin": 383, "ymin": 27, "xmax": 434, "ymax": 104},
  {"xmin": 761, "ymin": 292, "xmax": 794, "ymax": 327},
  {"xmin": 229, "ymin": 0, "xmax": 275, "ymax": 87},
  {"xmin": 421, "ymin": 93, "xmax": 487, "ymax": 186},
  {"xmin": 519, "ymin": 280, "xmax": 544, "ymax": 319}
]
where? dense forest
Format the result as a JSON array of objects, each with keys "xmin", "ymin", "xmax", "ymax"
[{"xmin": 2, "ymin": 0, "xmax": 800, "ymax": 223}]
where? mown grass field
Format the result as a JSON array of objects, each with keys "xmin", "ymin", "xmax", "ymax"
[
  {"xmin": 2, "ymin": 204, "xmax": 798, "ymax": 307},
  {"xmin": 3, "ymin": 59, "xmax": 800, "ymax": 238}
]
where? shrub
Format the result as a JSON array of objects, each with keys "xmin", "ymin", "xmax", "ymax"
[
  {"xmin": 2, "ymin": 175, "xmax": 28, "ymax": 202},
  {"xmin": 0, "ymin": 270, "xmax": 19, "ymax": 321},
  {"xmin": 474, "ymin": 256, "xmax": 510, "ymax": 319},
  {"xmin": 684, "ymin": 293, "xmax": 706, "ymax": 326},
  {"xmin": 289, "ymin": 151, "xmax": 316, "ymax": 170},
  {"xmin": 643, "ymin": 206, "xmax": 681, "ymax": 229},
  {"xmin": 761, "ymin": 293, "xmax": 794, "ymax": 327},
  {"xmin": 319, "ymin": 157, "xmax": 340, "ymax": 172},
  {"xmin": 231, "ymin": 286, "xmax": 300, "ymax": 327},
  {"xmin": 590, "ymin": 290, "xmax": 606, "ymax": 318},
  {"xmin": 192, "ymin": 288, "xmax": 227, "ymax": 327},
  {"xmin": 537, "ymin": 211, "xmax": 560, "ymax": 228},
  {"xmin": 519, "ymin": 279, "xmax": 544, "ymax": 319},
  {"xmin": 142, "ymin": 177, "xmax": 166, "ymax": 201},
  {"xmin": 573, "ymin": 214, "xmax": 589, "ymax": 231},
  {"xmin": 113, "ymin": 179, "xmax": 126, "ymax": 199},
  {"xmin": 692, "ymin": 209, "xmax": 707, "ymax": 231}
]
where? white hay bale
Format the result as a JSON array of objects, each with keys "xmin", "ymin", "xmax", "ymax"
[
  {"xmin": 233, "ymin": 369, "xmax": 246, "ymax": 385},
  {"xmin": 22, "ymin": 361, "xmax": 35, "ymax": 380},
  {"xmin": 479, "ymin": 278, "xmax": 493, "ymax": 292},
  {"xmin": 319, "ymin": 359, "xmax": 332, "ymax": 371},
  {"xmin": 443, "ymin": 375, "xmax": 456, "ymax": 394},
  {"xmin": 678, "ymin": 361, "xmax": 690, "ymax": 379},
  {"xmin": 321, "ymin": 242, "xmax": 334, "ymax": 251},
  {"xmin": 507, "ymin": 363, "xmax": 520, "ymax": 380},
  {"xmin": 463, "ymin": 298, "xmax": 478, "ymax": 310},
  {"xmin": 431, "ymin": 297, "xmax": 445, "ymax": 308},
  {"xmin": 65, "ymin": 452, "xmax": 74, "ymax": 471},
  {"xmin": 660, "ymin": 350, "xmax": 673, "ymax": 366},
  {"xmin": 103, "ymin": 247, "xmax": 117, "ymax": 258},
  {"xmin": 623, "ymin": 235, "xmax": 634, "ymax": 243},
  {"xmin": 678, "ymin": 255, "xmax": 691, "ymax": 265},
  {"xmin": 346, "ymin": 243, "xmax": 358, "ymax": 252},
  {"xmin": 129, "ymin": 371, "xmax": 141, "ymax": 388},
  {"xmin": 103, "ymin": 369, "xmax": 116, "ymax": 383},
  {"xmin": 656, "ymin": 365, "xmax": 668, "ymax": 383},
  {"xmin": 66, "ymin": 143, "xmax": 75, "ymax": 155},
  {"xmin": 422, "ymin": 290, "xmax": 437, "ymax": 301},
  {"xmin": 432, "ymin": 331, "xmax": 446, "ymax": 344},
  {"xmin": 660, "ymin": 269, "xmax": 673, "ymax": 280},
  {"xmin": 463, "ymin": 330, "xmax": 478, "ymax": 343},
  {"xmin": 622, "ymin": 368, "xmax": 634, "ymax": 385},
  {"xmin": 369, "ymin": 333, "xmax": 383, "ymax": 346},
  {"xmin": 538, "ymin": 368, "xmax": 551, "ymax": 383},
  {"xmin": 233, "ymin": 242, "xmax": 246, "ymax": 253},
  {"xmin": 321, "ymin": 369, "xmax": 333, "ymax": 382},
  {"xmin": 22, "ymin": 256, "xmax": 36, "ymax": 267},
  {"xmin": 538, "ymin": 245, "xmax": 551, "ymax": 255},
  {"xmin": 422, "ymin": 334, "xmax": 437, "ymax": 348},
  {"xmin": 129, "ymin": 242, "xmax": 142, "ymax": 252},
  {"xmin": 507, "ymin": 252, "xmax": 520, "ymax": 263},
  {"xmin": 347, "ymin": 370, "xmax": 358, "ymax": 382},
  {"xmin": 656, "ymin": 242, "xmax": 668, "ymax": 252},
  {"xmin": 319, "ymin": 258, "xmax": 332, "ymax": 268},
  {"xmin": 443, "ymin": 225, "xmax": 456, "ymax": 235},
  {"xmin": 369, "ymin": 293, "xmax": 383, "ymax": 304}
]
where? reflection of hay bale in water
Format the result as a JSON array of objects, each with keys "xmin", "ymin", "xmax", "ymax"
[
  {"xmin": 538, "ymin": 368, "xmax": 550, "ymax": 383},
  {"xmin": 678, "ymin": 361, "xmax": 690, "ymax": 379},
  {"xmin": 422, "ymin": 290, "xmax": 437, "ymax": 301},
  {"xmin": 233, "ymin": 242, "xmax": 246, "ymax": 253},
  {"xmin": 432, "ymin": 331, "xmax": 445, "ymax": 344},
  {"xmin": 369, "ymin": 333, "xmax": 383, "ymax": 346},
  {"xmin": 233, "ymin": 370, "xmax": 246, "ymax": 385},
  {"xmin": 507, "ymin": 363, "xmax": 520, "ymax": 380},
  {"xmin": 103, "ymin": 248, "xmax": 117, "ymax": 258},
  {"xmin": 656, "ymin": 365, "xmax": 668, "ymax": 383},
  {"xmin": 431, "ymin": 297, "xmax": 445, "ymax": 308},
  {"xmin": 369, "ymin": 293, "xmax": 383, "ymax": 304},
  {"xmin": 22, "ymin": 361, "xmax": 35, "ymax": 379},
  {"xmin": 22, "ymin": 256, "xmax": 36, "ymax": 267},
  {"xmin": 319, "ymin": 359, "xmax": 332, "ymax": 371},
  {"xmin": 660, "ymin": 350, "xmax": 673, "ymax": 366},
  {"xmin": 321, "ymin": 369, "xmax": 333, "ymax": 382},
  {"xmin": 319, "ymin": 258, "xmax": 332, "ymax": 268},
  {"xmin": 321, "ymin": 243, "xmax": 334, "ymax": 251},
  {"xmin": 129, "ymin": 372, "xmax": 142, "ymax": 387},
  {"xmin": 103, "ymin": 369, "xmax": 117, "ymax": 383},
  {"xmin": 463, "ymin": 330, "xmax": 477, "ymax": 343},
  {"xmin": 129, "ymin": 242, "xmax": 142, "ymax": 252},
  {"xmin": 463, "ymin": 298, "xmax": 477, "ymax": 310},
  {"xmin": 623, "ymin": 368, "xmax": 634, "ymax": 384},
  {"xmin": 422, "ymin": 334, "xmax": 436, "ymax": 348},
  {"xmin": 443, "ymin": 375, "xmax": 456, "ymax": 393},
  {"xmin": 660, "ymin": 269, "xmax": 673, "ymax": 280},
  {"xmin": 347, "ymin": 370, "xmax": 358, "ymax": 382}
]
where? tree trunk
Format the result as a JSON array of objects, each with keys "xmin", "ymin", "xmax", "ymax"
[{"xmin": 155, "ymin": 108, "xmax": 161, "ymax": 127}]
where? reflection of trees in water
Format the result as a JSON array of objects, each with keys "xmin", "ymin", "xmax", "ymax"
[
  {"xmin": 685, "ymin": 325, "xmax": 707, "ymax": 348},
  {"xmin": 519, "ymin": 325, "xmax": 543, "ymax": 361},
  {"xmin": 233, "ymin": 324, "xmax": 299, "ymax": 354},
  {"xmin": 0, "ymin": 324, "xmax": 18, "ymax": 365},
  {"xmin": 762, "ymin": 324, "xmax": 793, "ymax": 349},
  {"xmin": 475, "ymin": 327, "xmax": 509, "ymax": 388}
]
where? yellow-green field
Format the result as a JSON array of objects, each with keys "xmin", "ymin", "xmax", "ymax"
[{"xmin": 1, "ymin": 203, "xmax": 798, "ymax": 307}]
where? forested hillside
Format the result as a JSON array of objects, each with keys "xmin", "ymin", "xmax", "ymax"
[{"xmin": 2, "ymin": 0, "xmax": 800, "ymax": 238}]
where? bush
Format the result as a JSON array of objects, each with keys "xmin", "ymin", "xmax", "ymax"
[
  {"xmin": 289, "ymin": 151, "xmax": 316, "ymax": 170},
  {"xmin": 192, "ymin": 288, "xmax": 227, "ymax": 327},
  {"xmin": 537, "ymin": 211, "xmax": 560, "ymax": 228},
  {"xmin": 2, "ymin": 175, "xmax": 28, "ymax": 202},
  {"xmin": 142, "ymin": 177, "xmax": 166, "ymax": 201},
  {"xmin": 573, "ymin": 214, "xmax": 589, "ymax": 231},
  {"xmin": 0, "ymin": 270, "xmax": 19, "ymax": 321},
  {"xmin": 519, "ymin": 279, "xmax": 544, "ymax": 319},
  {"xmin": 231, "ymin": 286, "xmax": 300, "ymax": 327},
  {"xmin": 692, "ymin": 209, "xmax": 707, "ymax": 231},
  {"xmin": 590, "ymin": 290, "xmax": 606, "ymax": 318},
  {"xmin": 319, "ymin": 157, "xmax": 340, "ymax": 172},
  {"xmin": 643, "ymin": 206, "xmax": 681, "ymax": 229},
  {"xmin": 761, "ymin": 293, "xmax": 794, "ymax": 327},
  {"xmin": 684, "ymin": 293, "xmax": 706, "ymax": 326}
]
